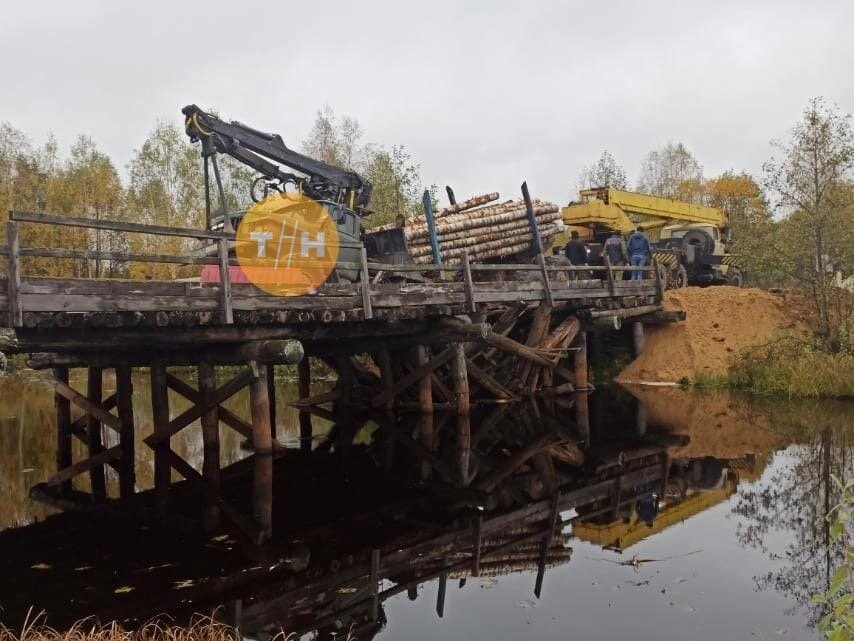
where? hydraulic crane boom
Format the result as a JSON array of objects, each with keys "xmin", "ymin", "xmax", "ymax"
[
  {"xmin": 182, "ymin": 104, "xmax": 372, "ymax": 217},
  {"xmin": 561, "ymin": 187, "xmax": 728, "ymax": 237}
]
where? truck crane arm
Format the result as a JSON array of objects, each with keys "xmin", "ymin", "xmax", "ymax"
[{"xmin": 182, "ymin": 104, "xmax": 372, "ymax": 211}]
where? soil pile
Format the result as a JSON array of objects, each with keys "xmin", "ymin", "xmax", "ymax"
[{"xmin": 616, "ymin": 286, "xmax": 809, "ymax": 383}]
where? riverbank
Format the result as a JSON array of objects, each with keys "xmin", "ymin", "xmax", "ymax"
[{"xmin": 616, "ymin": 286, "xmax": 854, "ymax": 398}]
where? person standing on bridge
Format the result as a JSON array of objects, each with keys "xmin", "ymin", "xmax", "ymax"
[
  {"xmin": 564, "ymin": 230, "xmax": 588, "ymax": 280},
  {"xmin": 627, "ymin": 226, "xmax": 652, "ymax": 281},
  {"xmin": 604, "ymin": 231, "xmax": 628, "ymax": 267}
]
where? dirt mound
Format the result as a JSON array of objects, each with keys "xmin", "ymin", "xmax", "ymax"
[{"xmin": 616, "ymin": 286, "xmax": 810, "ymax": 383}]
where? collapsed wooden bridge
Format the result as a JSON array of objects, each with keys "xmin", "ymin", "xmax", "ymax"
[{"xmin": 0, "ymin": 210, "xmax": 675, "ymax": 543}]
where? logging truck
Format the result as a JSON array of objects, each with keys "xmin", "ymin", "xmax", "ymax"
[{"xmin": 556, "ymin": 187, "xmax": 744, "ymax": 289}]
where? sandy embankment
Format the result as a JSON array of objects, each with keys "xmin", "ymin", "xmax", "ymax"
[{"xmin": 616, "ymin": 287, "xmax": 809, "ymax": 384}]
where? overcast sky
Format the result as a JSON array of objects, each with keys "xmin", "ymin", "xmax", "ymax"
[{"xmin": 1, "ymin": 0, "xmax": 852, "ymax": 206}]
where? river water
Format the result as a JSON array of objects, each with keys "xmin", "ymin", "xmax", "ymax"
[{"xmin": 0, "ymin": 371, "xmax": 851, "ymax": 641}]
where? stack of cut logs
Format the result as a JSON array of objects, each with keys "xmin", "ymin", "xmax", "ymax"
[{"xmin": 373, "ymin": 192, "xmax": 561, "ymax": 265}]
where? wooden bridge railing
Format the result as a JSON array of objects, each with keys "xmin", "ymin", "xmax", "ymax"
[{"xmin": 2, "ymin": 210, "xmax": 661, "ymax": 329}]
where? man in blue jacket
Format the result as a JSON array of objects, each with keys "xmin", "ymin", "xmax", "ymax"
[{"xmin": 626, "ymin": 225, "xmax": 652, "ymax": 281}]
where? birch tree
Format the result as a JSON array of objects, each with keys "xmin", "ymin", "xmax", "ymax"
[{"xmin": 763, "ymin": 97, "xmax": 854, "ymax": 338}]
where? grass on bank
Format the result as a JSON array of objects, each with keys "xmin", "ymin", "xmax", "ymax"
[
  {"xmin": 686, "ymin": 336, "xmax": 854, "ymax": 399},
  {"xmin": 0, "ymin": 611, "xmax": 360, "ymax": 641},
  {"xmin": 0, "ymin": 613, "xmax": 245, "ymax": 641}
]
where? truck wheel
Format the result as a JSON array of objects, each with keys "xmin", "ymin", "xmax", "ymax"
[
  {"xmin": 681, "ymin": 230, "xmax": 715, "ymax": 256},
  {"xmin": 727, "ymin": 268, "xmax": 744, "ymax": 288},
  {"xmin": 674, "ymin": 265, "xmax": 689, "ymax": 288},
  {"xmin": 656, "ymin": 262, "xmax": 669, "ymax": 290}
]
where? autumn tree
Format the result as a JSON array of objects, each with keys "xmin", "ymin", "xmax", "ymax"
[
  {"xmin": 57, "ymin": 136, "xmax": 123, "ymax": 276},
  {"xmin": 704, "ymin": 171, "xmax": 774, "ymax": 279},
  {"xmin": 0, "ymin": 125, "xmax": 71, "ymax": 276},
  {"xmin": 579, "ymin": 150, "xmax": 627, "ymax": 191},
  {"xmin": 637, "ymin": 142, "xmax": 704, "ymax": 201},
  {"xmin": 300, "ymin": 106, "xmax": 429, "ymax": 227},
  {"xmin": 125, "ymin": 122, "xmax": 204, "ymax": 278},
  {"xmin": 763, "ymin": 97, "xmax": 854, "ymax": 337}
]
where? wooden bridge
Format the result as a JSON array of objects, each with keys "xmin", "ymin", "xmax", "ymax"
[{"xmin": 0, "ymin": 210, "xmax": 672, "ymax": 544}]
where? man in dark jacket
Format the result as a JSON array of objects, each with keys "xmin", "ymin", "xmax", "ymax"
[
  {"xmin": 626, "ymin": 225, "xmax": 652, "ymax": 281},
  {"xmin": 603, "ymin": 231, "xmax": 628, "ymax": 266},
  {"xmin": 564, "ymin": 231, "xmax": 588, "ymax": 280}
]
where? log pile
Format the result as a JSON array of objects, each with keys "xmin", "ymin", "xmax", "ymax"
[{"xmin": 370, "ymin": 192, "xmax": 561, "ymax": 265}]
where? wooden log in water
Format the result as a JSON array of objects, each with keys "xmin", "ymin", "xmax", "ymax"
[
  {"xmin": 416, "ymin": 345, "xmax": 433, "ymax": 414},
  {"xmin": 150, "ymin": 363, "xmax": 171, "ymax": 514},
  {"xmin": 249, "ymin": 363, "xmax": 273, "ymax": 542},
  {"xmin": 199, "ymin": 361, "xmax": 221, "ymax": 532},
  {"xmin": 116, "ymin": 365, "xmax": 135, "ymax": 502},
  {"xmin": 86, "ymin": 366, "xmax": 107, "ymax": 502},
  {"xmin": 298, "ymin": 357, "xmax": 313, "ymax": 453}
]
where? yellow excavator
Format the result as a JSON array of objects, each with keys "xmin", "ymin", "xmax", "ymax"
[{"xmin": 556, "ymin": 187, "xmax": 744, "ymax": 288}]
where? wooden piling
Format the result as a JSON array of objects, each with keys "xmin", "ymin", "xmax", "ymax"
[
  {"xmin": 86, "ymin": 366, "xmax": 107, "ymax": 501},
  {"xmin": 418, "ymin": 412, "xmax": 434, "ymax": 481},
  {"xmin": 415, "ymin": 345, "xmax": 433, "ymax": 414},
  {"xmin": 573, "ymin": 331, "xmax": 588, "ymax": 390},
  {"xmin": 199, "ymin": 361, "xmax": 221, "ymax": 531},
  {"xmin": 573, "ymin": 332, "xmax": 590, "ymax": 443},
  {"xmin": 632, "ymin": 321, "xmax": 645, "ymax": 356},
  {"xmin": 377, "ymin": 345, "xmax": 396, "ymax": 471},
  {"xmin": 298, "ymin": 357, "xmax": 312, "ymax": 453},
  {"xmin": 249, "ymin": 364, "xmax": 274, "ymax": 542},
  {"xmin": 54, "ymin": 366, "xmax": 72, "ymax": 495},
  {"xmin": 452, "ymin": 344, "xmax": 471, "ymax": 484},
  {"xmin": 150, "ymin": 363, "xmax": 171, "ymax": 513},
  {"xmin": 267, "ymin": 364, "xmax": 277, "ymax": 440},
  {"xmin": 116, "ymin": 365, "xmax": 135, "ymax": 502},
  {"xmin": 452, "ymin": 343, "xmax": 470, "ymax": 416}
]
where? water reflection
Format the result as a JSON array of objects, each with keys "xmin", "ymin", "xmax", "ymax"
[{"xmin": 0, "ymin": 374, "xmax": 851, "ymax": 640}]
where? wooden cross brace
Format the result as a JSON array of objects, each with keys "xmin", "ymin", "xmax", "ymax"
[
  {"xmin": 144, "ymin": 368, "xmax": 255, "ymax": 447},
  {"xmin": 164, "ymin": 373, "xmax": 253, "ymax": 441}
]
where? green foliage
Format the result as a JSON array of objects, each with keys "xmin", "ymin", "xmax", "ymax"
[
  {"xmin": 728, "ymin": 337, "xmax": 854, "ymax": 398},
  {"xmin": 579, "ymin": 150, "xmax": 627, "ymax": 191},
  {"xmin": 812, "ymin": 475, "xmax": 854, "ymax": 640},
  {"xmin": 363, "ymin": 145, "xmax": 423, "ymax": 227}
]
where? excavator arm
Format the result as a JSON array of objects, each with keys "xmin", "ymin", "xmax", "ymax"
[{"xmin": 182, "ymin": 105, "xmax": 372, "ymax": 212}]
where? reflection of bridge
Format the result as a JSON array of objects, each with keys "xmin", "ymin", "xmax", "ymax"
[{"xmin": 0, "ymin": 404, "xmax": 673, "ymax": 637}]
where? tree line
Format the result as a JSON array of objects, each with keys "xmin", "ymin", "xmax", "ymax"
[{"xmin": 580, "ymin": 98, "xmax": 853, "ymax": 342}]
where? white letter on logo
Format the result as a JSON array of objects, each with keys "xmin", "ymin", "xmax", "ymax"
[
  {"xmin": 249, "ymin": 231, "xmax": 273, "ymax": 257},
  {"xmin": 300, "ymin": 232, "xmax": 326, "ymax": 258}
]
